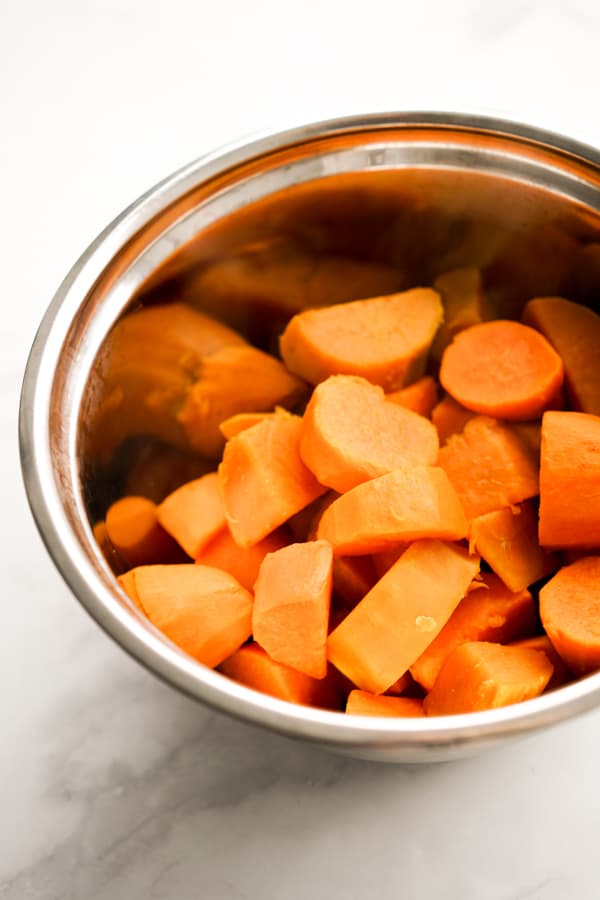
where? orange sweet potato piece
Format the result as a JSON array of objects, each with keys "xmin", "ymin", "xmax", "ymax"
[
  {"xmin": 219, "ymin": 410, "xmax": 327, "ymax": 547},
  {"xmin": 93, "ymin": 520, "xmax": 125, "ymax": 573},
  {"xmin": 470, "ymin": 501, "xmax": 558, "ymax": 592},
  {"xmin": 157, "ymin": 473, "xmax": 226, "ymax": 558},
  {"xmin": 510, "ymin": 635, "xmax": 571, "ymax": 690},
  {"xmin": 431, "ymin": 396, "xmax": 475, "ymax": 445},
  {"xmin": 195, "ymin": 527, "xmax": 290, "ymax": 592},
  {"xmin": 540, "ymin": 556, "xmax": 600, "ymax": 675},
  {"xmin": 253, "ymin": 541, "xmax": 333, "ymax": 678},
  {"xmin": 327, "ymin": 540, "xmax": 480, "ymax": 693},
  {"xmin": 424, "ymin": 642, "xmax": 553, "ymax": 715},
  {"xmin": 117, "ymin": 302, "xmax": 247, "ymax": 356},
  {"xmin": 132, "ymin": 564, "xmax": 252, "ymax": 667},
  {"xmin": 89, "ymin": 303, "xmax": 247, "ymax": 462},
  {"xmin": 410, "ymin": 574, "xmax": 537, "ymax": 690},
  {"xmin": 105, "ymin": 495, "xmax": 182, "ymax": 567},
  {"xmin": 117, "ymin": 569, "xmax": 143, "ymax": 612},
  {"xmin": 523, "ymin": 297, "xmax": 600, "ymax": 415},
  {"xmin": 280, "ymin": 288, "xmax": 443, "ymax": 389},
  {"xmin": 317, "ymin": 466, "xmax": 468, "ymax": 555},
  {"xmin": 300, "ymin": 375, "xmax": 439, "ymax": 493},
  {"xmin": 218, "ymin": 411, "xmax": 275, "ymax": 440},
  {"xmin": 385, "ymin": 376, "xmax": 438, "ymax": 418},
  {"xmin": 219, "ymin": 643, "xmax": 342, "ymax": 709},
  {"xmin": 539, "ymin": 411, "xmax": 600, "ymax": 548},
  {"xmin": 438, "ymin": 416, "xmax": 539, "ymax": 519},
  {"xmin": 440, "ymin": 320, "xmax": 564, "ymax": 420},
  {"xmin": 384, "ymin": 672, "xmax": 413, "ymax": 696},
  {"xmin": 92, "ymin": 519, "xmax": 109, "ymax": 551},
  {"xmin": 178, "ymin": 344, "xmax": 308, "ymax": 458},
  {"xmin": 346, "ymin": 691, "xmax": 425, "ymax": 717}
]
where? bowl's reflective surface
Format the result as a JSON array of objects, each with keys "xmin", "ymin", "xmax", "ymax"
[{"xmin": 20, "ymin": 113, "xmax": 600, "ymax": 761}]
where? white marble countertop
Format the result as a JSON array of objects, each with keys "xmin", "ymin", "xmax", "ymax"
[{"xmin": 3, "ymin": 1, "xmax": 600, "ymax": 897}]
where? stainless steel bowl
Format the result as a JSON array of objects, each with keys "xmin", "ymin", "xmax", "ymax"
[{"xmin": 20, "ymin": 112, "xmax": 600, "ymax": 762}]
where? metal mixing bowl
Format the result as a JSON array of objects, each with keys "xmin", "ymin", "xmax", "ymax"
[{"xmin": 20, "ymin": 112, "xmax": 600, "ymax": 762}]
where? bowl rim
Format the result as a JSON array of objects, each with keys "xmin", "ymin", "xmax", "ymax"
[{"xmin": 19, "ymin": 110, "xmax": 600, "ymax": 753}]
